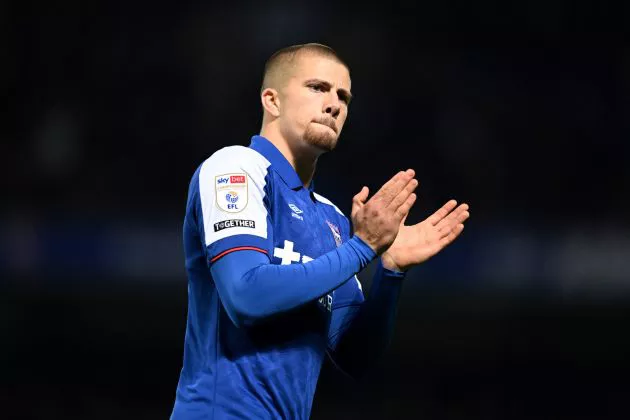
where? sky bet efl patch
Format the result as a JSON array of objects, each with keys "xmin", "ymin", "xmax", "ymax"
[{"xmin": 215, "ymin": 173, "xmax": 248, "ymax": 213}]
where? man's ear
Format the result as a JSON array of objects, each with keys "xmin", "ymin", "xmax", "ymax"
[{"xmin": 261, "ymin": 88, "xmax": 281, "ymax": 117}]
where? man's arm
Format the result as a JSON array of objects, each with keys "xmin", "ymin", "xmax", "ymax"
[
  {"xmin": 208, "ymin": 170, "xmax": 418, "ymax": 327},
  {"xmin": 211, "ymin": 236, "xmax": 375, "ymax": 327},
  {"xmin": 326, "ymin": 259, "xmax": 404, "ymax": 379},
  {"xmin": 327, "ymin": 200, "xmax": 471, "ymax": 378}
]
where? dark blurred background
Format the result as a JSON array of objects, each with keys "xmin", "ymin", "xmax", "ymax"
[{"xmin": 4, "ymin": 0, "xmax": 630, "ymax": 418}]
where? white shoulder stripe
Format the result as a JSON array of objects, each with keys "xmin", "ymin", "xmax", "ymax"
[{"xmin": 313, "ymin": 192, "xmax": 345, "ymax": 216}]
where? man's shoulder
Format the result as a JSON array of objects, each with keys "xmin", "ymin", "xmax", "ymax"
[
  {"xmin": 194, "ymin": 145, "xmax": 272, "ymax": 183},
  {"xmin": 202, "ymin": 145, "xmax": 270, "ymax": 169}
]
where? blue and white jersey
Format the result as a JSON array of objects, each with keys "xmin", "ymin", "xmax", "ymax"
[{"xmin": 172, "ymin": 135, "xmax": 365, "ymax": 419}]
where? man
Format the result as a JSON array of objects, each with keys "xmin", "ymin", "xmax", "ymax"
[{"xmin": 171, "ymin": 43, "xmax": 469, "ymax": 419}]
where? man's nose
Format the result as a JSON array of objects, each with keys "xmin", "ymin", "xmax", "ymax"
[{"xmin": 324, "ymin": 102, "xmax": 340, "ymax": 118}]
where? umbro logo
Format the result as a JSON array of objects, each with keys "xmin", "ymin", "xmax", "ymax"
[
  {"xmin": 288, "ymin": 203, "xmax": 303, "ymax": 214},
  {"xmin": 288, "ymin": 203, "xmax": 304, "ymax": 221}
]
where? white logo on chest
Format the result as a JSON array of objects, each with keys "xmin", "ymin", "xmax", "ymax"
[{"xmin": 288, "ymin": 203, "xmax": 304, "ymax": 221}]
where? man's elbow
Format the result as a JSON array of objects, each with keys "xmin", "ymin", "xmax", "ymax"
[{"xmin": 223, "ymin": 283, "xmax": 267, "ymax": 328}]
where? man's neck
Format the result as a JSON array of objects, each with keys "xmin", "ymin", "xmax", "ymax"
[{"xmin": 260, "ymin": 130, "xmax": 319, "ymax": 189}]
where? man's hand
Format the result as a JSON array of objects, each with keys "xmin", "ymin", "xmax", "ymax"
[
  {"xmin": 351, "ymin": 170, "xmax": 418, "ymax": 255},
  {"xmin": 380, "ymin": 200, "xmax": 470, "ymax": 272}
]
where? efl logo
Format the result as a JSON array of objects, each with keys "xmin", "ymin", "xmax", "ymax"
[
  {"xmin": 225, "ymin": 191, "xmax": 239, "ymax": 210},
  {"xmin": 215, "ymin": 173, "xmax": 248, "ymax": 213}
]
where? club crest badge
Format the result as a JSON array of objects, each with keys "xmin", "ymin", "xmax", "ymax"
[
  {"xmin": 215, "ymin": 173, "xmax": 248, "ymax": 213},
  {"xmin": 325, "ymin": 220, "xmax": 342, "ymax": 247}
]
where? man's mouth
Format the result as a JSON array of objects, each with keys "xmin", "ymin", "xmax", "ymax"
[{"xmin": 314, "ymin": 121, "xmax": 336, "ymax": 133}]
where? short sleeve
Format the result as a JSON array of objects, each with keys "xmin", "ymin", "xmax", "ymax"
[{"xmin": 197, "ymin": 146, "xmax": 273, "ymax": 264}]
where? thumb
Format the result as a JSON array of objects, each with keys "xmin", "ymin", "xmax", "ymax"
[{"xmin": 352, "ymin": 186, "xmax": 369, "ymax": 215}]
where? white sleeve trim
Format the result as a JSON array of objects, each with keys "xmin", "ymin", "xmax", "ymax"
[{"xmin": 198, "ymin": 146, "xmax": 271, "ymax": 247}]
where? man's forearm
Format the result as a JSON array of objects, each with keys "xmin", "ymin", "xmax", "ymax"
[
  {"xmin": 330, "ymin": 259, "xmax": 405, "ymax": 378},
  {"xmin": 211, "ymin": 236, "xmax": 376, "ymax": 327}
]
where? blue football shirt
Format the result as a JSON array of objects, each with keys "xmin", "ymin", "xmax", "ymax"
[{"xmin": 172, "ymin": 135, "xmax": 366, "ymax": 419}]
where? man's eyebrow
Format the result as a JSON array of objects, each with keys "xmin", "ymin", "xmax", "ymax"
[{"xmin": 304, "ymin": 78, "xmax": 353, "ymax": 104}]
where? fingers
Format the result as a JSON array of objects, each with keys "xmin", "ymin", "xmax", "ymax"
[
  {"xmin": 441, "ymin": 223, "xmax": 465, "ymax": 247},
  {"xmin": 430, "ymin": 203, "xmax": 469, "ymax": 244},
  {"xmin": 388, "ymin": 178, "xmax": 418, "ymax": 211},
  {"xmin": 457, "ymin": 208, "xmax": 470, "ymax": 223},
  {"xmin": 436, "ymin": 203, "xmax": 469, "ymax": 232},
  {"xmin": 395, "ymin": 192, "xmax": 417, "ymax": 220},
  {"xmin": 372, "ymin": 169, "xmax": 415, "ymax": 205},
  {"xmin": 427, "ymin": 200, "xmax": 458, "ymax": 226},
  {"xmin": 371, "ymin": 171, "xmax": 405, "ymax": 201}
]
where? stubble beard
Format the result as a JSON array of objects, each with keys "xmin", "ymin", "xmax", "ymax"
[{"xmin": 302, "ymin": 123, "xmax": 338, "ymax": 153}]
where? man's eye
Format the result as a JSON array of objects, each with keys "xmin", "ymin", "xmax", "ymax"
[{"xmin": 309, "ymin": 84, "xmax": 324, "ymax": 92}]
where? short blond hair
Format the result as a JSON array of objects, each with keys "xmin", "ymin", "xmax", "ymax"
[{"xmin": 261, "ymin": 43, "xmax": 349, "ymax": 92}]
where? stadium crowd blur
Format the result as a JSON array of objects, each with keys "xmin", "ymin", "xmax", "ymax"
[{"xmin": 4, "ymin": 1, "xmax": 630, "ymax": 418}]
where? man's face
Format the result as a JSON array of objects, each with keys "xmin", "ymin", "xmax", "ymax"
[{"xmin": 278, "ymin": 53, "xmax": 352, "ymax": 153}]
